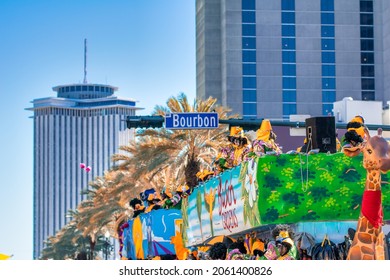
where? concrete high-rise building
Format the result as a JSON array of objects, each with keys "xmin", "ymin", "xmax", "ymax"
[
  {"xmin": 196, "ymin": 0, "xmax": 390, "ymax": 119},
  {"xmin": 27, "ymin": 82, "xmax": 141, "ymax": 259}
]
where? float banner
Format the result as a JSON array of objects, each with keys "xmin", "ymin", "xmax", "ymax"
[
  {"xmin": 122, "ymin": 209, "xmax": 181, "ymax": 259},
  {"xmin": 185, "ymin": 153, "xmax": 390, "ymax": 246}
]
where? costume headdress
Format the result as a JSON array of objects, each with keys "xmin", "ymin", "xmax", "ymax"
[
  {"xmin": 228, "ymin": 126, "xmax": 244, "ymax": 143},
  {"xmin": 344, "ymin": 115, "xmax": 366, "ymax": 146},
  {"xmin": 257, "ymin": 119, "xmax": 273, "ymax": 141},
  {"xmin": 251, "ymin": 240, "xmax": 265, "ymax": 253},
  {"xmin": 196, "ymin": 169, "xmax": 214, "ymax": 181},
  {"xmin": 276, "ymin": 230, "xmax": 294, "ymax": 247}
]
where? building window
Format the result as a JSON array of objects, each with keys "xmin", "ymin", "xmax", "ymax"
[
  {"xmin": 282, "ymin": 12, "xmax": 295, "ymax": 24},
  {"xmin": 283, "ymin": 90, "xmax": 296, "ymax": 102},
  {"xmin": 321, "ymin": 13, "xmax": 334, "ymax": 24},
  {"xmin": 322, "ymin": 104, "xmax": 333, "ymax": 115},
  {"xmin": 242, "ymin": 11, "xmax": 256, "ymax": 23},
  {"xmin": 243, "ymin": 64, "xmax": 256, "ymax": 75},
  {"xmin": 243, "ymin": 77, "xmax": 257, "ymax": 88},
  {"xmin": 362, "ymin": 91, "xmax": 375, "ymax": 100},
  {"xmin": 361, "ymin": 39, "xmax": 374, "ymax": 51},
  {"xmin": 361, "ymin": 52, "xmax": 374, "ymax": 64},
  {"xmin": 243, "ymin": 103, "xmax": 257, "ymax": 115},
  {"xmin": 281, "ymin": 0, "xmax": 295, "ymax": 10},
  {"xmin": 322, "ymin": 39, "xmax": 335, "ymax": 50},
  {"xmin": 282, "ymin": 51, "xmax": 296, "ymax": 62},
  {"xmin": 282, "ymin": 38, "xmax": 296, "ymax": 49},
  {"xmin": 242, "ymin": 0, "xmax": 257, "ymax": 117},
  {"xmin": 322, "ymin": 91, "xmax": 336, "ymax": 102},
  {"xmin": 242, "ymin": 0, "xmax": 255, "ymax": 10},
  {"xmin": 242, "ymin": 24, "xmax": 256, "ymax": 36},
  {"xmin": 282, "ymin": 25, "xmax": 295, "ymax": 37},
  {"xmin": 360, "ymin": 1, "xmax": 373, "ymax": 12},
  {"xmin": 283, "ymin": 77, "xmax": 296, "ymax": 89},
  {"xmin": 321, "ymin": 25, "xmax": 335, "ymax": 37},
  {"xmin": 322, "ymin": 78, "xmax": 336, "ymax": 89},
  {"xmin": 360, "ymin": 13, "xmax": 373, "ymax": 25},
  {"xmin": 282, "ymin": 64, "xmax": 296, "ymax": 76},
  {"xmin": 243, "ymin": 90, "xmax": 257, "ymax": 102},
  {"xmin": 322, "ymin": 65, "xmax": 336, "ymax": 77},
  {"xmin": 361, "ymin": 65, "xmax": 375, "ymax": 77},
  {"xmin": 242, "ymin": 37, "xmax": 256, "ymax": 49},
  {"xmin": 322, "ymin": 52, "xmax": 335, "ymax": 63},
  {"xmin": 243, "ymin": 50, "xmax": 256, "ymax": 62},
  {"xmin": 360, "ymin": 26, "xmax": 374, "ymax": 38},
  {"xmin": 321, "ymin": 0, "xmax": 334, "ymax": 11},
  {"xmin": 283, "ymin": 104, "xmax": 297, "ymax": 115},
  {"xmin": 361, "ymin": 78, "xmax": 375, "ymax": 90}
]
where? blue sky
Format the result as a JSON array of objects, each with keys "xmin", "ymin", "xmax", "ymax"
[{"xmin": 0, "ymin": 0, "xmax": 195, "ymax": 260}]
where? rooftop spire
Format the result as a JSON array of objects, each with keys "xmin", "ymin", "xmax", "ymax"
[{"xmin": 83, "ymin": 38, "xmax": 87, "ymax": 84}]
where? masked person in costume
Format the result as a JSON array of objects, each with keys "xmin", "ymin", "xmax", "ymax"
[
  {"xmin": 226, "ymin": 238, "xmax": 251, "ymax": 260},
  {"xmin": 297, "ymin": 137, "xmax": 309, "ymax": 153},
  {"xmin": 262, "ymin": 224, "xmax": 298, "ymax": 260},
  {"xmin": 251, "ymin": 119, "xmax": 282, "ymax": 157},
  {"xmin": 129, "ymin": 198, "xmax": 145, "ymax": 218},
  {"xmin": 342, "ymin": 115, "xmax": 367, "ymax": 147},
  {"xmin": 229, "ymin": 126, "xmax": 251, "ymax": 166},
  {"xmin": 214, "ymin": 126, "xmax": 242, "ymax": 172},
  {"xmin": 160, "ymin": 186, "xmax": 175, "ymax": 209},
  {"xmin": 275, "ymin": 233, "xmax": 295, "ymax": 260},
  {"xmin": 208, "ymin": 242, "xmax": 228, "ymax": 260},
  {"xmin": 140, "ymin": 188, "xmax": 162, "ymax": 213}
]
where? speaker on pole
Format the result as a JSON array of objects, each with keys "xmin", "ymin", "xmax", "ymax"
[{"xmin": 305, "ymin": 116, "xmax": 336, "ymax": 153}]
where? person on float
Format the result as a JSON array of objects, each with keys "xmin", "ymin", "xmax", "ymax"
[
  {"xmin": 275, "ymin": 234, "xmax": 295, "ymax": 260},
  {"xmin": 342, "ymin": 115, "xmax": 367, "ymax": 147},
  {"xmin": 261, "ymin": 224, "xmax": 298, "ymax": 260},
  {"xmin": 214, "ymin": 126, "xmax": 241, "ymax": 172},
  {"xmin": 251, "ymin": 119, "xmax": 282, "ymax": 157}
]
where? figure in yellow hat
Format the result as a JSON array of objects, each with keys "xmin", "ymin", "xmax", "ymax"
[
  {"xmin": 275, "ymin": 233, "xmax": 295, "ymax": 260},
  {"xmin": 214, "ymin": 126, "xmax": 249, "ymax": 172},
  {"xmin": 342, "ymin": 115, "xmax": 367, "ymax": 147},
  {"xmin": 228, "ymin": 126, "xmax": 251, "ymax": 166},
  {"xmin": 251, "ymin": 119, "xmax": 282, "ymax": 156},
  {"xmin": 297, "ymin": 137, "xmax": 308, "ymax": 153},
  {"xmin": 261, "ymin": 225, "xmax": 297, "ymax": 260}
]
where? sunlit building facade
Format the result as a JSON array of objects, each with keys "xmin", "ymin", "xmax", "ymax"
[
  {"xmin": 196, "ymin": 0, "xmax": 390, "ymax": 119},
  {"xmin": 27, "ymin": 83, "xmax": 140, "ymax": 259}
]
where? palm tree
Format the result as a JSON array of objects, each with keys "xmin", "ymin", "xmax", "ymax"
[
  {"xmin": 40, "ymin": 94, "xmax": 234, "ymax": 259},
  {"xmin": 112, "ymin": 93, "xmax": 234, "ymax": 190},
  {"xmin": 39, "ymin": 217, "xmax": 109, "ymax": 260}
]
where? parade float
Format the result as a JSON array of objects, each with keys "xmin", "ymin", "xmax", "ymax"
[{"xmin": 120, "ymin": 151, "xmax": 390, "ymax": 259}]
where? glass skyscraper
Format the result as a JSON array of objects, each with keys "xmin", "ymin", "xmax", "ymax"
[
  {"xmin": 27, "ymin": 83, "xmax": 141, "ymax": 259},
  {"xmin": 196, "ymin": 0, "xmax": 390, "ymax": 119}
]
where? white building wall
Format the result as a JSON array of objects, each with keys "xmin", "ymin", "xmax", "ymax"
[
  {"xmin": 333, "ymin": 98, "xmax": 383, "ymax": 124},
  {"xmin": 31, "ymin": 105, "xmax": 138, "ymax": 259}
]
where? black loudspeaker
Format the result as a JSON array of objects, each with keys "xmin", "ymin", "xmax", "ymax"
[{"xmin": 305, "ymin": 116, "xmax": 336, "ymax": 153}]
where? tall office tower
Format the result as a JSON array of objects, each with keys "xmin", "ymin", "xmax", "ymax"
[
  {"xmin": 27, "ymin": 82, "xmax": 141, "ymax": 259},
  {"xmin": 196, "ymin": 0, "xmax": 390, "ymax": 119}
]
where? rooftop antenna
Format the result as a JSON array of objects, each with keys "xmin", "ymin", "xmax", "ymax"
[{"xmin": 83, "ymin": 38, "xmax": 87, "ymax": 84}]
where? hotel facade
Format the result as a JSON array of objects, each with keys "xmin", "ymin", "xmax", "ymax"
[
  {"xmin": 196, "ymin": 0, "xmax": 390, "ymax": 119},
  {"xmin": 27, "ymin": 83, "xmax": 140, "ymax": 259}
]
